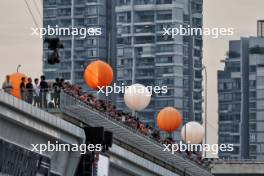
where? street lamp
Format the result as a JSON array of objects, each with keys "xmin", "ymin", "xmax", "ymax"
[{"xmin": 17, "ymin": 64, "xmax": 21, "ymax": 72}]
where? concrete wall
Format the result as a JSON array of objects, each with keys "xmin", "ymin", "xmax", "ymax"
[{"xmin": 0, "ymin": 92, "xmax": 85, "ymax": 176}]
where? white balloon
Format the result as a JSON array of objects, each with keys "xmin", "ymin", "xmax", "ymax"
[
  {"xmin": 124, "ymin": 84, "xmax": 151, "ymax": 111},
  {"xmin": 181, "ymin": 121, "xmax": 205, "ymax": 144}
]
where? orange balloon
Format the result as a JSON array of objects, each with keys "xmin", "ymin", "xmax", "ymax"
[
  {"xmin": 157, "ymin": 107, "xmax": 182, "ymax": 133},
  {"xmin": 84, "ymin": 60, "xmax": 113, "ymax": 90},
  {"xmin": 9, "ymin": 72, "xmax": 27, "ymax": 99}
]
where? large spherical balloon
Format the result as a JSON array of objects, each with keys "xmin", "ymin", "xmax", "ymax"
[
  {"xmin": 124, "ymin": 84, "xmax": 151, "ymax": 111},
  {"xmin": 181, "ymin": 121, "xmax": 205, "ymax": 144},
  {"xmin": 84, "ymin": 60, "xmax": 113, "ymax": 90},
  {"xmin": 9, "ymin": 72, "xmax": 27, "ymax": 99},
  {"xmin": 157, "ymin": 107, "xmax": 182, "ymax": 133}
]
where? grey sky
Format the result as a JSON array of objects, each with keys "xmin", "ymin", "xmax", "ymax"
[{"xmin": 1, "ymin": 0, "xmax": 264, "ymax": 156}]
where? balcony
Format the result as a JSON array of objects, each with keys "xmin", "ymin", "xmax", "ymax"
[
  {"xmin": 250, "ymin": 45, "xmax": 264, "ymax": 55},
  {"xmin": 134, "ymin": 0, "xmax": 155, "ymax": 5},
  {"xmin": 134, "ymin": 36, "xmax": 155, "ymax": 45},
  {"xmin": 134, "ymin": 12, "xmax": 154, "ymax": 24}
]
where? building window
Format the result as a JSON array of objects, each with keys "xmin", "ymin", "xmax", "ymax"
[
  {"xmin": 156, "ymin": 44, "xmax": 174, "ymax": 53},
  {"xmin": 250, "ymin": 66, "xmax": 257, "ymax": 72},
  {"xmin": 86, "ymin": 17, "xmax": 98, "ymax": 25},
  {"xmin": 156, "ymin": 100, "xmax": 174, "ymax": 108},
  {"xmin": 75, "ymin": 7, "xmax": 85, "ymax": 16},
  {"xmin": 250, "ymin": 145, "xmax": 257, "ymax": 154},
  {"xmin": 86, "ymin": 6, "xmax": 97, "ymax": 15},
  {"xmin": 249, "ymin": 123, "xmax": 257, "ymax": 131},
  {"xmin": 232, "ymin": 146, "xmax": 239, "ymax": 154},
  {"xmin": 44, "ymin": 8, "xmax": 57, "ymax": 17},
  {"xmin": 87, "ymin": 38, "xmax": 97, "ymax": 46},
  {"xmin": 134, "ymin": 25, "xmax": 154, "ymax": 33},
  {"xmin": 117, "ymin": 0, "xmax": 131, "ymax": 5},
  {"xmin": 156, "ymin": 56, "xmax": 173, "ymax": 63},
  {"xmin": 117, "ymin": 12, "xmax": 131, "ymax": 23},
  {"xmin": 257, "ymin": 89, "xmax": 264, "ymax": 99},
  {"xmin": 87, "ymin": 49, "xmax": 97, "ymax": 57},
  {"xmin": 250, "ymin": 113, "xmax": 256, "ymax": 120},
  {"xmin": 157, "ymin": 11, "xmax": 172, "ymax": 20},
  {"xmin": 117, "ymin": 48, "xmax": 124, "ymax": 56},
  {"xmin": 249, "ymin": 102, "xmax": 256, "ymax": 109},
  {"xmin": 249, "ymin": 80, "xmax": 256, "ymax": 88},
  {"xmin": 44, "ymin": 0, "xmax": 57, "ymax": 5},
  {"xmin": 257, "ymin": 77, "xmax": 264, "ymax": 87},
  {"xmin": 156, "ymin": 23, "xmax": 172, "ymax": 31},
  {"xmin": 250, "ymin": 134, "xmax": 256, "ymax": 143},
  {"xmin": 134, "ymin": 11, "xmax": 154, "ymax": 23},
  {"xmin": 135, "ymin": 0, "xmax": 154, "ymax": 5},
  {"xmin": 117, "ymin": 37, "xmax": 131, "ymax": 45},
  {"xmin": 156, "ymin": 0, "xmax": 172, "ymax": 4},
  {"xmin": 232, "ymin": 92, "xmax": 241, "ymax": 101}
]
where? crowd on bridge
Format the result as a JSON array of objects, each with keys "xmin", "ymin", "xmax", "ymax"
[
  {"xmin": 2, "ymin": 74, "xmax": 209, "ymax": 167},
  {"xmin": 2, "ymin": 74, "xmax": 63, "ymax": 108},
  {"xmin": 61, "ymin": 82, "xmax": 208, "ymax": 167}
]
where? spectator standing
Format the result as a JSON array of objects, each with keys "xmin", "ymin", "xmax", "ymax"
[
  {"xmin": 26, "ymin": 77, "xmax": 33, "ymax": 104},
  {"xmin": 40, "ymin": 75, "xmax": 48, "ymax": 108},
  {"xmin": 53, "ymin": 78, "xmax": 61, "ymax": 108},
  {"xmin": 59, "ymin": 78, "xmax": 65, "ymax": 88},
  {"xmin": 20, "ymin": 77, "xmax": 27, "ymax": 100},
  {"xmin": 2, "ymin": 75, "xmax": 13, "ymax": 94},
  {"xmin": 33, "ymin": 78, "xmax": 40, "ymax": 107}
]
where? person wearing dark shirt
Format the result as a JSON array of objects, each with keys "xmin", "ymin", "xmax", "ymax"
[
  {"xmin": 40, "ymin": 75, "xmax": 48, "ymax": 108},
  {"xmin": 59, "ymin": 78, "xmax": 64, "ymax": 88},
  {"xmin": 26, "ymin": 77, "xmax": 33, "ymax": 104},
  {"xmin": 53, "ymin": 78, "xmax": 60, "ymax": 108},
  {"xmin": 20, "ymin": 77, "xmax": 26, "ymax": 100}
]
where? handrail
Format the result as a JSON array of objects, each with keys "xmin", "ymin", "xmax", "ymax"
[
  {"xmin": 0, "ymin": 90, "xmax": 84, "ymax": 139},
  {"xmin": 59, "ymin": 91, "xmax": 212, "ymax": 175}
]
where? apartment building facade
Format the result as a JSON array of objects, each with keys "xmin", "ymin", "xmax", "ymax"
[
  {"xmin": 115, "ymin": 0, "xmax": 203, "ymax": 128},
  {"xmin": 43, "ymin": 0, "xmax": 116, "ymax": 90},
  {"xmin": 218, "ymin": 33, "xmax": 264, "ymax": 159}
]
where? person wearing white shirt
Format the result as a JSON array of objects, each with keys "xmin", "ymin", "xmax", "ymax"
[
  {"xmin": 33, "ymin": 78, "xmax": 40, "ymax": 107},
  {"xmin": 2, "ymin": 75, "xmax": 13, "ymax": 94}
]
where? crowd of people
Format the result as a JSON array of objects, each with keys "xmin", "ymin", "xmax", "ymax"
[
  {"xmin": 2, "ymin": 75, "xmax": 64, "ymax": 108},
  {"xmin": 60, "ymin": 83, "xmax": 209, "ymax": 167},
  {"xmin": 1, "ymin": 75, "xmax": 209, "ymax": 167}
]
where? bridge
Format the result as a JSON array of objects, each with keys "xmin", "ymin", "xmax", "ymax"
[
  {"xmin": 0, "ymin": 91, "xmax": 85, "ymax": 176},
  {"xmin": 0, "ymin": 91, "xmax": 213, "ymax": 176}
]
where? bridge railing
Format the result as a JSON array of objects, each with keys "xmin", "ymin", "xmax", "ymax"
[
  {"xmin": 59, "ymin": 91, "xmax": 164, "ymax": 146},
  {"xmin": 0, "ymin": 90, "xmax": 85, "ymax": 139},
  {"xmin": 58, "ymin": 91, "xmax": 213, "ymax": 176}
]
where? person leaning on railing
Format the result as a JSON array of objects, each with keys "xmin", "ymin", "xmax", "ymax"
[
  {"xmin": 33, "ymin": 78, "xmax": 40, "ymax": 107},
  {"xmin": 40, "ymin": 75, "xmax": 48, "ymax": 108},
  {"xmin": 52, "ymin": 78, "xmax": 62, "ymax": 108},
  {"xmin": 20, "ymin": 77, "xmax": 27, "ymax": 101},
  {"xmin": 26, "ymin": 77, "xmax": 33, "ymax": 104},
  {"xmin": 2, "ymin": 75, "xmax": 13, "ymax": 94}
]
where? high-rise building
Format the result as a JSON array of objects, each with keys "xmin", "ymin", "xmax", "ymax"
[
  {"xmin": 43, "ymin": 0, "xmax": 116, "ymax": 91},
  {"xmin": 43, "ymin": 0, "xmax": 203, "ymax": 133},
  {"xmin": 218, "ymin": 26, "xmax": 264, "ymax": 159},
  {"xmin": 115, "ymin": 0, "xmax": 203, "ymax": 128},
  {"xmin": 257, "ymin": 20, "xmax": 264, "ymax": 37}
]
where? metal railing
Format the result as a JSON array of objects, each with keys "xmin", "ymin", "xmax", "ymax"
[
  {"xmin": 58, "ymin": 91, "xmax": 213, "ymax": 176},
  {"xmin": 0, "ymin": 90, "xmax": 84, "ymax": 139}
]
